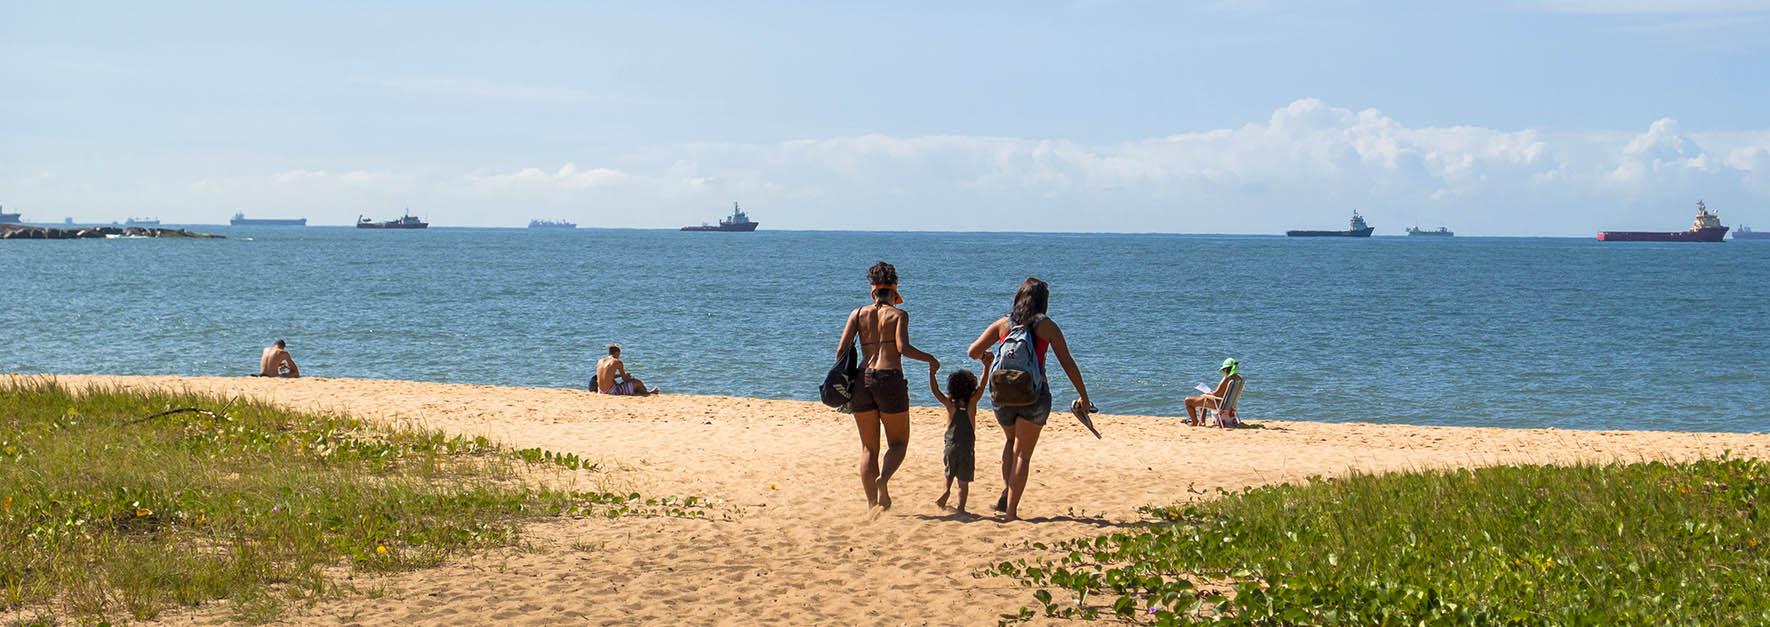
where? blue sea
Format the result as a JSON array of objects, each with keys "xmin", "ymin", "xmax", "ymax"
[{"xmin": 3, "ymin": 227, "xmax": 1766, "ymax": 432}]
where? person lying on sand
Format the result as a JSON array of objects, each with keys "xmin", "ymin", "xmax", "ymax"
[
  {"xmin": 258, "ymin": 339, "xmax": 300, "ymax": 378},
  {"xmin": 1184, "ymin": 358, "xmax": 1242, "ymax": 426},
  {"xmin": 595, "ymin": 344, "xmax": 657, "ymax": 396}
]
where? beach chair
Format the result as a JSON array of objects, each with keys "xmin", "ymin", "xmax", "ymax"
[{"xmin": 1203, "ymin": 378, "xmax": 1244, "ymax": 428}]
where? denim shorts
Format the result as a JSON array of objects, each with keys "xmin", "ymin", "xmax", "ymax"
[{"xmin": 994, "ymin": 387, "xmax": 1052, "ymax": 428}]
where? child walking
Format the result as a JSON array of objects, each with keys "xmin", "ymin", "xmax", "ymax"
[{"xmin": 930, "ymin": 355, "xmax": 991, "ymax": 512}]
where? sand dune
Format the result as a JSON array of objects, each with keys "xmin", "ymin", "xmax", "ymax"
[{"xmin": 42, "ymin": 375, "xmax": 1770, "ymax": 626}]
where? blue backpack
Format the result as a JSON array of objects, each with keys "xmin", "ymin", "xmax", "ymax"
[{"xmin": 990, "ymin": 315, "xmax": 1046, "ymax": 407}]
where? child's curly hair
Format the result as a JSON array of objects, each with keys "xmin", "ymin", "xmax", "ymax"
[{"xmin": 946, "ymin": 369, "xmax": 978, "ymax": 402}]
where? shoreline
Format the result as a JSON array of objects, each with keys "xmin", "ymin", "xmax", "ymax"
[
  {"xmin": 20, "ymin": 373, "xmax": 1770, "ymax": 625},
  {"xmin": 12, "ymin": 371, "xmax": 1766, "ymax": 436}
]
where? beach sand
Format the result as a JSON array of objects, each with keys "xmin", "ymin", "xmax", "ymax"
[{"xmin": 39, "ymin": 375, "xmax": 1770, "ymax": 626}]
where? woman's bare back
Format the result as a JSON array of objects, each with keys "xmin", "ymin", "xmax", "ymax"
[{"xmin": 856, "ymin": 304, "xmax": 905, "ymax": 371}]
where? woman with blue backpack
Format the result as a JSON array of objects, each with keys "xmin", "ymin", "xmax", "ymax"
[{"xmin": 966, "ymin": 277, "xmax": 1094, "ymax": 521}]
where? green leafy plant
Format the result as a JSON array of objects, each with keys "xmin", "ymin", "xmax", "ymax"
[{"xmin": 996, "ymin": 459, "xmax": 1770, "ymax": 624}]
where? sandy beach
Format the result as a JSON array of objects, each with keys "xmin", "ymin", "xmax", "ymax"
[{"xmin": 36, "ymin": 374, "xmax": 1770, "ymax": 626}]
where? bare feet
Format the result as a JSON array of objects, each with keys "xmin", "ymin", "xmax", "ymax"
[
  {"xmin": 935, "ymin": 490, "xmax": 950, "ymax": 510},
  {"xmin": 993, "ymin": 492, "xmax": 1008, "ymax": 512},
  {"xmin": 877, "ymin": 482, "xmax": 893, "ymax": 510},
  {"xmin": 1000, "ymin": 510, "xmax": 1020, "ymax": 522}
]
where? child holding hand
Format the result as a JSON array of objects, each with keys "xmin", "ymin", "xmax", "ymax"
[{"xmin": 930, "ymin": 354, "xmax": 991, "ymax": 512}]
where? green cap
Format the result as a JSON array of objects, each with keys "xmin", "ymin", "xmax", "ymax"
[{"xmin": 1220, "ymin": 358, "xmax": 1239, "ymax": 378}]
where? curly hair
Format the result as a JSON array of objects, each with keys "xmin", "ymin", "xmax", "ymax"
[
  {"xmin": 868, "ymin": 261, "xmax": 898, "ymax": 305},
  {"xmin": 946, "ymin": 369, "xmax": 978, "ymax": 402},
  {"xmin": 1010, "ymin": 277, "xmax": 1049, "ymax": 326}
]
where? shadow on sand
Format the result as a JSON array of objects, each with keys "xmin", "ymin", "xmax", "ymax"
[{"xmin": 910, "ymin": 511, "xmax": 1143, "ymax": 529}]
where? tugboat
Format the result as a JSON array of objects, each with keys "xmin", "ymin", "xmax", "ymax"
[
  {"xmin": 1597, "ymin": 200, "xmax": 1728, "ymax": 242},
  {"xmin": 124, "ymin": 217, "xmax": 160, "ymax": 226},
  {"xmin": 1734, "ymin": 225, "xmax": 1770, "ymax": 241},
  {"xmin": 1406, "ymin": 226, "xmax": 1455, "ymax": 237},
  {"xmin": 1287, "ymin": 211, "xmax": 1375, "ymax": 237},
  {"xmin": 0, "ymin": 205, "xmax": 20, "ymax": 224},
  {"xmin": 231, "ymin": 212, "xmax": 307, "ymax": 226},
  {"xmin": 681, "ymin": 202, "xmax": 760, "ymax": 232},
  {"xmin": 356, "ymin": 210, "xmax": 429, "ymax": 229},
  {"xmin": 528, "ymin": 219, "xmax": 576, "ymax": 229}
]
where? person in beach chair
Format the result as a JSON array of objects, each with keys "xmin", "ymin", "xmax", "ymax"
[
  {"xmin": 593, "ymin": 344, "xmax": 657, "ymax": 396},
  {"xmin": 1184, "ymin": 358, "xmax": 1244, "ymax": 427}
]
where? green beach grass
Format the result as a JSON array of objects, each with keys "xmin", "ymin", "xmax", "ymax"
[
  {"xmin": 0, "ymin": 379, "xmax": 703, "ymax": 623},
  {"xmin": 995, "ymin": 459, "xmax": 1770, "ymax": 625}
]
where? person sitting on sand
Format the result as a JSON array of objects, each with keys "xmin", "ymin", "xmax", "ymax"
[
  {"xmin": 929, "ymin": 356, "xmax": 991, "ymax": 513},
  {"xmin": 258, "ymin": 339, "xmax": 300, "ymax": 378},
  {"xmin": 595, "ymin": 344, "xmax": 656, "ymax": 396},
  {"xmin": 967, "ymin": 277, "xmax": 1094, "ymax": 522},
  {"xmin": 837, "ymin": 261, "xmax": 939, "ymax": 512},
  {"xmin": 1184, "ymin": 358, "xmax": 1242, "ymax": 426}
]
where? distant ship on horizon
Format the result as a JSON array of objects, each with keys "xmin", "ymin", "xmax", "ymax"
[
  {"xmin": 682, "ymin": 202, "xmax": 760, "ymax": 232},
  {"xmin": 1406, "ymin": 226, "xmax": 1454, "ymax": 237},
  {"xmin": 357, "ymin": 210, "xmax": 429, "ymax": 229},
  {"xmin": 124, "ymin": 217, "xmax": 160, "ymax": 226},
  {"xmin": 1597, "ymin": 200, "xmax": 1728, "ymax": 242},
  {"xmin": 231, "ymin": 212, "xmax": 307, "ymax": 226},
  {"xmin": 528, "ymin": 219, "xmax": 576, "ymax": 229},
  {"xmin": 0, "ymin": 205, "xmax": 20, "ymax": 225},
  {"xmin": 1287, "ymin": 211, "xmax": 1375, "ymax": 237},
  {"xmin": 1734, "ymin": 225, "xmax": 1769, "ymax": 240}
]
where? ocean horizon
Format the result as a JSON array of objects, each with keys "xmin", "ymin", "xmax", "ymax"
[{"xmin": 12, "ymin": 220, "xmax": 1700, "ymax": 238}]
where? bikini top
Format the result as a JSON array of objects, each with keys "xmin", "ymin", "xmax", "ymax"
[{"xmin": 857, "ymin": 303, "xmax": 896, "ymax": 350}]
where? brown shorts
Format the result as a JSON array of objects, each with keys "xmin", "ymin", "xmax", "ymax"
[{"xmin": 851, "ymin": 369, "xmax": 909, "ymax": 414}]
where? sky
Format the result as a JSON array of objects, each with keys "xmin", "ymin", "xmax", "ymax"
[{"xmin": 4, "ymin": 0, "xmax": 1770, "ymax": 235}]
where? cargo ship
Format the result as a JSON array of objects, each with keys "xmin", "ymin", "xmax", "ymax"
[
  {"xmin": 1287, "ymin": 211, "xmax": 1374, "ymax": 237},
  {"xmin": 231, "ymin": 212, "xmax": 307, "ymax": 226},
  {"xmin": 1406, "ymin": 226, "xmax": 1454, "ymax": 237},
  {"xmin": 1734, "ymin": 225, "xmax": 1769, "ymax": 241},
  {"xmin": 528, "ymin": 219, "xmax": 576, "ymax": 229},
  {"xmin": 1597, "ymin": 200, "xmax": 1728, "ymax": 242},
  {"xmin": 124, "ymin": 217, "xmax": 160, "ymax": 226},
  {"xmin": 681, "ymin": 202, "xmax": 759, "ymax": 232},
  {"xmin": 0, "ymin": 205, "xmax": 19, "ymax": 224},
  {"xmin": 356, "ymin": 211, "xmax": 429, "ymax": 229}
]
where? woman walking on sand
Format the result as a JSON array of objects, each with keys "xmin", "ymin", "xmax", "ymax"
[
  {"xmin": 837, "ymin": 261, "xmax": 939, "ymax": 511},
  {"xmin": 967, "ymin": 277, "xmax": 1093, "ymax": 521}
]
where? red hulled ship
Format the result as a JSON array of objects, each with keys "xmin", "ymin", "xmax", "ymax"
[{"xmin": 1597, "ymin": 201, "xmax": 1728, "ymax": 242}]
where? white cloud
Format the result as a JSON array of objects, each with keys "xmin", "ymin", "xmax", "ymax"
[
  {"xmin": 267, "ymin": 169, "xmax": 407, "ymax": 187},
  {"xmin": 593, "ymin": 99, "xmax": 1769, "ymax": 232},
  {"xmin": 464, "ymin": 163, "xmax": 630, "ymax": 190},
  {"xmin": 167, "ymin": 99, "xmax": 1770, "ymax": 233},
  {"xmin": 186, "ymin": 169, "xmax": 411, "ymax": 192},
  {"xmin": 1606, "ymin": 117, "xmax": 1713, "ymax": 187}
]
